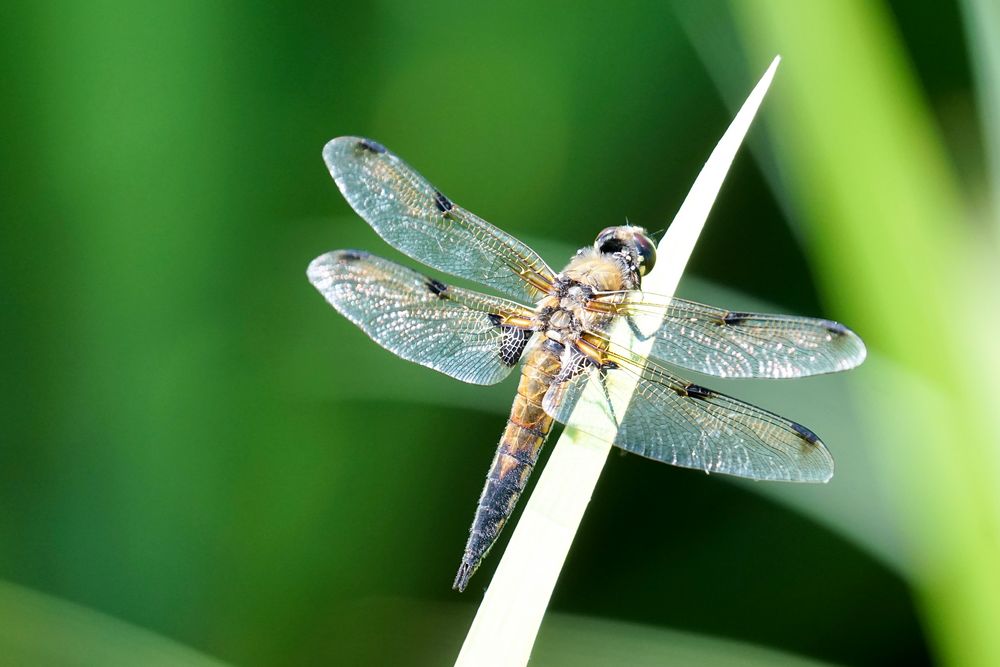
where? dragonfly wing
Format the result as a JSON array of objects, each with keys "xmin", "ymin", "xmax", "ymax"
[
  {"xmin": 591, "ymin": 291, "xmax": 866, "ymax": 378},
  {"xmin": 323, "ymin": 137, "xmax": 556, "ymax": 301},
  {"xmin": 308, "ymin": 250, "xmax": 536, "ymax": 385},
  {"xmin": 542, "ymin": 347, "xmax": 834, "ymax": 482}
]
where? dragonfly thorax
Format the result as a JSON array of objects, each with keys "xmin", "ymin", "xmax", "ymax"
[
  {"xmin": 536, "ymin": 251, "xmax": 638, "ymax": 342},
  {"xmin": 537, "ymin": 298, "xmax": 585, "ymax": 342},
  {"xmin": 536, "ymin": 272, "xmax": 614, "ymax": 344}
]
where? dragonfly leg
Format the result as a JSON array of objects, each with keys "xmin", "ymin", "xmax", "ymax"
[
  {"xmin": 596, "ymin": 366, "xmax": 620, "ymax": 428},
  {"xmin": 626, "ymin": 315, "xmax": 655, "ymax": 342}
]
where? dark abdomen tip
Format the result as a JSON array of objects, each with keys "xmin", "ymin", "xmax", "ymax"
[{"xmin": 453, "ymin": 561, "xmax": 476, "ymax": 592}]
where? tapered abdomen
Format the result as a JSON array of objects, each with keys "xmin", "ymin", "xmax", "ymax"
[{"xmin": 453, "ymin": 339, "xmax": 562, "ymax": 591}]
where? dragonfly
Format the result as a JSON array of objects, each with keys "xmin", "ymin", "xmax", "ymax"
[{"xmin": 308, "ymin": 137, "xmax": 867, "ymax": 592}]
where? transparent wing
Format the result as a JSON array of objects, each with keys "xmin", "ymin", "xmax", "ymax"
[
  {"xmin": 590, "ymin": 291, "xmax": 866, "ymax": 378},
  {"xmin": 308, "ymin": 250, "xmax": 536, "ymax": 385},
  {"xmin": 323, "ymin": 137, "xmax": 556, "ymax": 301},
  {"xmin": 543, "ymin": 347, "xmax": 834, "ymax": 482}
]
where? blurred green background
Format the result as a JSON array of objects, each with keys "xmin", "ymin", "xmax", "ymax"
[{"xmin": 2, "ymin": 1, "xmax": 999, "ymax": 665}]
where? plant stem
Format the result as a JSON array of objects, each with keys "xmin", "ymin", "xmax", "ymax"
[{"xmin": 455, "ymin": 56, "xmax": 782, "ymax": 667}]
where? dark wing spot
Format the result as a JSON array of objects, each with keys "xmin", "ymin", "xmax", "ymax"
[
  {"xmin": 357, "ymin": 139, "xmax": 387, "ymax": 154},
  {"xmin": 336, "ymin": 250, "xmax": 368, "ymax": 262},
  {"xmin": 791, "ymin": 421, "xmax": 820, "ymax": 445},
  {"xmin": 723, "ymin": 311, "xmax": 750, "ymax": 326},
  {"xmin": 821, "ymin": 319, "xmax": 849, "ymax": 336},
  {"xmin": 602, "ymin": 360, "xmax": 619, "ymax": 370},
  {"xmin": 487, "ymin": 313, "xmax": 503, "ymax": 326},
  {"xmin": 433, "ymin": 190, "xmax": 453, "ymax": 213},
  {"xmin": 426, "ymin": 278, "xmax": 449, "ymax": 298},
  {"xmin": 685, "ymin": 384, "xmax": 714, "ymax": 399},
  {"xmin": 498, "ymin": 326, "xmax": 530, "ymax": 367}
]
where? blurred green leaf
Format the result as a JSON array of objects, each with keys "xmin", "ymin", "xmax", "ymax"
[
  {"xmin": 322, "ymin": 596, "xmax": 840, "ymax": 666},
  {"xmin": 733, "ymin": 1, "xmax": 1000, "ymax": 664},
  {"xmin": 0, "ymin": 581, "xmax": 229, "ymax": 667},
  {"xmin": 960, "ymin": 0, "xmax": 1000, "ymax": 226}
]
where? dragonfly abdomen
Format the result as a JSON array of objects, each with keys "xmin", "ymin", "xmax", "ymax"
[{"xmin": 453, "ymin": 340, "xmax": 562, "ymax": 592}]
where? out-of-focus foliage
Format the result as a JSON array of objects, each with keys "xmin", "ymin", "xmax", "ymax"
[
  {"xmin": 0, "ymin": 1, "xmax": 994, "ymax": 665},
  {"xmin": 733, "ymin": 2, "xmax": 1000, "ymax": 665},
  {"xmin": 0, "ymin": 582, "xmax": 226, "ymax": 667}
]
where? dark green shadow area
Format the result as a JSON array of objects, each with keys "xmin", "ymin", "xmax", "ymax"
[{"xmin": 289, "ymin": 400, "xmax": 930, "ymax": 667}]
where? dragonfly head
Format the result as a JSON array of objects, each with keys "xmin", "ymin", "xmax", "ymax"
[{"xmin": 594, "ymin": 225, "xmax": 657, "ymax": 277}]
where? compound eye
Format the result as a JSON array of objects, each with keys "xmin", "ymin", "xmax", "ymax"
[
  {"xmin": 595, "ymin": 227, "xmax": 625, "ymax": 254},
  {"xmin": 634, "ymin": 232, "xmax": 657, "ymax": 275}
]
